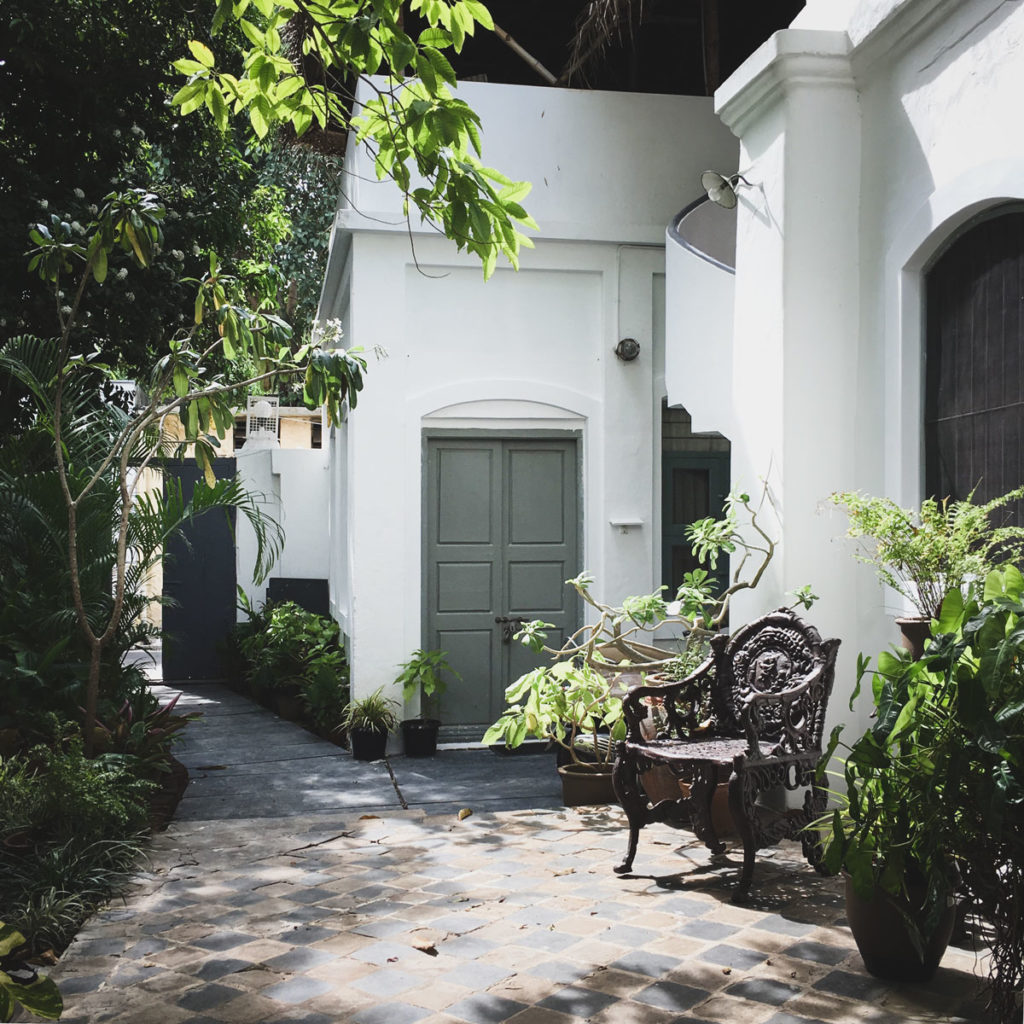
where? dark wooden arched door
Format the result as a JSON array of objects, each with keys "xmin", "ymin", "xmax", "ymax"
[{"xmin": 925, "ymin": 207, "xmax": 1024, "ymax": 524}]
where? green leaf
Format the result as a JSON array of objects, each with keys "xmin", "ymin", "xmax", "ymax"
[
  {"xmin": 499, "ymin": 180, "xmax": 532, "ymax": 205},
  {"xmin": 424, "ymin": 46, "xmax": 456, "ymax": 85},
  {"xmin": 415, "ymin": 52, "xmax": 438, "ymax": 93},
  {"xmin": 171, "ymin": 81, "xmax": 206, "ymax": 112},
  {"xmin": 92, "ymin": 244, "xmax": 108, "ymax": 284},
  {"xmin": 189, "ymin": 40, "xmax": 216, "ymax": 68},
  {"xmin": 463, "ymin": 0, "xmax": 494, "ymax": 29},
  {"xmin": 419, "ymin": 27, "xmax": 452, "ymax": 47},
  {"xmin": 0, "ymin": 923, "xmax": 26, "ymax": 959},
  {"xmin": 238, "ymin": 18, "xmax": 265, "ymax": 48},
  {"xmin": 173, "ymin": 58, "xmax": 208, "ymax": 75},
  {"xmin": 936, "ymin": 587, "xmax": 964, "ymax": 634},
  {"xmin": 250, "ymin": 97, "xmax": 270, "ymax": 139},
  {"xmin": 9, "ymin": 976, "xmax": 62, "ymax": 1020}
]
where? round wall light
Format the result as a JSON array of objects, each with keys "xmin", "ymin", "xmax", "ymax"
[{"xmin": 615, "ymin": 337, "xmax": 641, "ymax": 362}]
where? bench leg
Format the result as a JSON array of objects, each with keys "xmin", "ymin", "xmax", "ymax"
[
  {"xmin": 612, "ymin": 752, "xmax": 644, "ymax": 874},
  {"xmin": 729, "ymin": 771, "xmax": 756, "ymax": 901}
]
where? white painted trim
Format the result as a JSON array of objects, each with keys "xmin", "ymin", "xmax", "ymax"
[{"xmin": 716, "ymin": 30, "xmax": 853, "ymax": 136}]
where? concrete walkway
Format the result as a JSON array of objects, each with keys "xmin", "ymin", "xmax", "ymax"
[{"xmin": 25, "ymin": 684, "xmax": 992, "ymax": 1024}]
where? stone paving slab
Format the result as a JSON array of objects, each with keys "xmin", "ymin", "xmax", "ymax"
[
  {"xmin": 24, "ymin": 809, "xmax": 990, "ymax": 1024},
  {"xmin": 13, "ymin": 682, "xmax": 994, "ymax": 1023}
]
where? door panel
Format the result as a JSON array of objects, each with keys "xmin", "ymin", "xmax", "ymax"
[
  {"xmin": 426, "ymin": 437, "xmax": 579, "ymax": 738},
  {"xmin": 662, "ymin": 452, "xmax": 729, "ymax": 598}
]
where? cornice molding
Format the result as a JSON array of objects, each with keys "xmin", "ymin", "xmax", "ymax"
[{"xmin": 716, "ymin": 31, "xmax": 855, "ymax": 138}]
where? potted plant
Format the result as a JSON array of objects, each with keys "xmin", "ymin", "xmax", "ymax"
[
  {"xmin": 818, "ymin": 638, "xmax": 959, "ymax": 983},
  {"xmin": 903, "ymin": 569, "xmax": 1022, "ymax": 1019},
  {"xmin": 482, "ymin": 659, "xmax": 626, "ymax": 805},
  {"xmin": 396, "ymin": 648, "xmax": 460, "ymax": 757},
  {"xmin": 830, "ymin": 486, "xmax": 1024, "ymax": 656},
  {"xmin": 340, "ymin": 688, "xmax": 400, "ymax": 761},
  {"xmin": 484, "ymin": 483, "xmax": 815, "ymax": 807}
]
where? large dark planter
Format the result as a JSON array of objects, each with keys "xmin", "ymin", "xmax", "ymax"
[
  {"xmin": 845, "ymin": 874, "xmax": 956, "ymax": 982},
  {"xmin": 401, "ymin": 718, "xmax": 440, "ymax": 757},
  {"xmin": 558, "ymin": 763, "xmax": 617, "ymax": 806},
  {"xmin": 350, "ymin": 727, "xmax": 389, "ymax": 761},
  {"xmin": 896, "ymin": 617, "xmax": 931, "ymax": 660}
]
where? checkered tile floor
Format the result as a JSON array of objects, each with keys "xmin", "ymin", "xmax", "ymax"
[{"xmin": 31, "ymin": 808, "xmax": 989, "ymax": 1024}]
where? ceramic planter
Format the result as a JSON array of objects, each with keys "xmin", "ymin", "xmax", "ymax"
[
  {"xmin": 558, "ymin": 763, "xmax": 617, "ymax": 806},
  {"xmin": 845, "ymin": 874, "xmax": 956, "ymax": 982},
  {"xmin": 895, "ymin": 617, "xmax": 931, "ymax": 660}
]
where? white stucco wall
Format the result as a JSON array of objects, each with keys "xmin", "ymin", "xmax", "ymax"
[
  {"xmin": 235, "ymin": 447, "xmax": 330, "ymax": 614},
  {"xmin": 320, "ymin": 83, "xmax": 739, "ymax": 708},
  {"xmin": 715, "ymin": 0, "xmax": 1024, "ymax": 735}
]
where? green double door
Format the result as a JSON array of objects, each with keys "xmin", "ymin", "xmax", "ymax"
[{"xmin": 425, "ymin": 436, "xmax": 579, "ymax": 739}]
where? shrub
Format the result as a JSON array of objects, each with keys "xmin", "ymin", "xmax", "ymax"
[
  {"xmin": 0, "ymin": 741, "xmax": 153, "ymax": 847},
  {"xmin": 0, "ymin": 743, "xmax": 151, "ymax": 954},
  {"xmin": 234, "ymin": 599, "xmax": 349, "ymax": 728}
]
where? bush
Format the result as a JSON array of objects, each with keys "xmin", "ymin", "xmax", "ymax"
[
  {"xmin": 233, "ymin": 599, "xmax": 349, "ymax": 731},
  {"xmin": 0, "ymin": 742, "xmax": 152, "ymax": 953},
  {"xmin": 0, "ymin": 741, "xmax": 153, "ymax": 848}
]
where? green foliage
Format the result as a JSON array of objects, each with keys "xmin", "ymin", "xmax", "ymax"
[
  {"xmin": 831, "ymin": 487, "xmax": 1024, "ymax": 618},
  {"xmin": 516, "ymin": 484, "xmax": 803, "ymax": 668},
  {"xmin": 0, "ymin": 743, "xmax": 152, "ymax": 955},
  {"xmin": 396, "ymin": 648, "xmax": 460, "ymax": 710},
  {"xmin": 819, "ymin": 569, "xmax": 1024, "ymax": 1014},
  {"xmin": 0, "ymin": 923, "xmax": 62, "ymax": 1020},
  {"xmin": 341, "ymin": 687, "xmax": 400, "ymax": 734},
  {"xmin": 91, "ymin": 691, "xmax": 199, "ymax": 779},
  {"xmin": 486, "ymin": 480, "xmax": 815, "ymax": 765},
  {"xmin": 1, "ymin": 836, "xmax": 145, "ymax": 957},
  {"xmin": 173, "ymin": 0, "xmax": 535, "ymax": 279},
  {"xmin": 0, "ymin": 331, "xmax": 285, "ymax": 739},
  {"xmin": 0, "ymin": 741, "xmax": 153, "ymax": 848},
  {"xmin": 235, "ymin": 599, "xmax": 348, "ymax": 701},
  {"xmin": 14, "ymin": 185, "xmax": 363, "ymax": 744},
  {"xmin": 482, "ymin": 660, "xmax": 625, "ymax": 766}
]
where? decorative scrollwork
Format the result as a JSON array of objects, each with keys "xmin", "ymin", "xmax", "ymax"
[{"xmin": 612, "ymin": 608, "xmax": 840, "ymax": 897}]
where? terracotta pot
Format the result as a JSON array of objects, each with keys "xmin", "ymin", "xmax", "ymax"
[
  {"xmin": 558, "ymin": 763, "xmax": 617, "ymax": 806},
  {"xmin": 639, "ymin": 769, "xmax": 736, "ymax": 836},
  {"xmin": 274, "ymin": 691, "xmax": 305, "ymax": 722},
  {"xmin": 401, "ymin": 718, "xmax": 440, "ymax": 757},
  {"xmin": 845, "ymin": 874, "xmax": 956, "ymax": 982},
  {"xmin": 896, "ymin": 617, "xmax": 931, "ymax": 661}
]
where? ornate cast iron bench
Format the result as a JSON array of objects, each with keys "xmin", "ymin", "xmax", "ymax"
[{"xmin": 612, "ymin": 608, "xmax": 840, "ymax": 899}]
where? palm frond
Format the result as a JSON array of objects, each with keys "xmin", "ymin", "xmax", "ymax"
[{"xmin": 563, "ymin": 0, "xmax": 645, "ymax": 85}]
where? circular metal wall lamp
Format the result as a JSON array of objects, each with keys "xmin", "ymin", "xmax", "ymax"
[
  {"xmin": 700, "ymin": 170, "xmax": 753, "ymax": 210},
  {"xmin": 615, "ymin": 337, "xmax": 641, "ymax": 362}
]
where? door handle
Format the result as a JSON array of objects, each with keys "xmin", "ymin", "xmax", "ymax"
[{"xmin": 495, "ymin": 615, "xmax": 527, "ymax": 644}]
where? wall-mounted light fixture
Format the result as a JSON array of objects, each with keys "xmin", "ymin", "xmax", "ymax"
[
  {"xmin": 614, "ymin": 337, "xmax": 641, "ymax": 362},
  {"xmin": 700, "ymin": 170, "xmax": 753, "ymax": 210}
]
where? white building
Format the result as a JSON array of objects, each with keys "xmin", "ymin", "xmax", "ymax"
[{"xmin": 240, "ymin": 0, "xmax": 1024, "ymax": 742}]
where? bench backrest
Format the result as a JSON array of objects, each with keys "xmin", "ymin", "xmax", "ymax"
[{"xmin": 708, "ymin": 608, "xmax": 839, "ymax": 751}]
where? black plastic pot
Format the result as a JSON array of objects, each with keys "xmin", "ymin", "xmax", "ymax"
[
  {"xmin": 350, "ymin": 727, "xmax": 389, "ymax": 761},
  {"xmin": 401, "ymin": 718, "xmax": 441, "ymax": 757}
]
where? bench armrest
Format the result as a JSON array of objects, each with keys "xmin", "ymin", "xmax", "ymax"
[
  {"xmin": 621, "ymin": 653, "xmax": 717, "ymax": 743},
  {"xmin": 739, "ymin": 642, "xmax": 837, "ymax": 757}
]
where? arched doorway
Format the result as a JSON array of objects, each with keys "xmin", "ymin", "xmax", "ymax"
[{"xmin": 924, "ymin": 206, "xmax": 1024, "ymax": 523}]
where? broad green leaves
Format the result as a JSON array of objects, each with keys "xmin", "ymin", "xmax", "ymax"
[
  {"xmin": 172, "ymin": 0, "xmax": 535, "ymax": 278},
  {"xmin": 0, "ymin": 924, "xmax": 62, "ymax": 1020}
]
